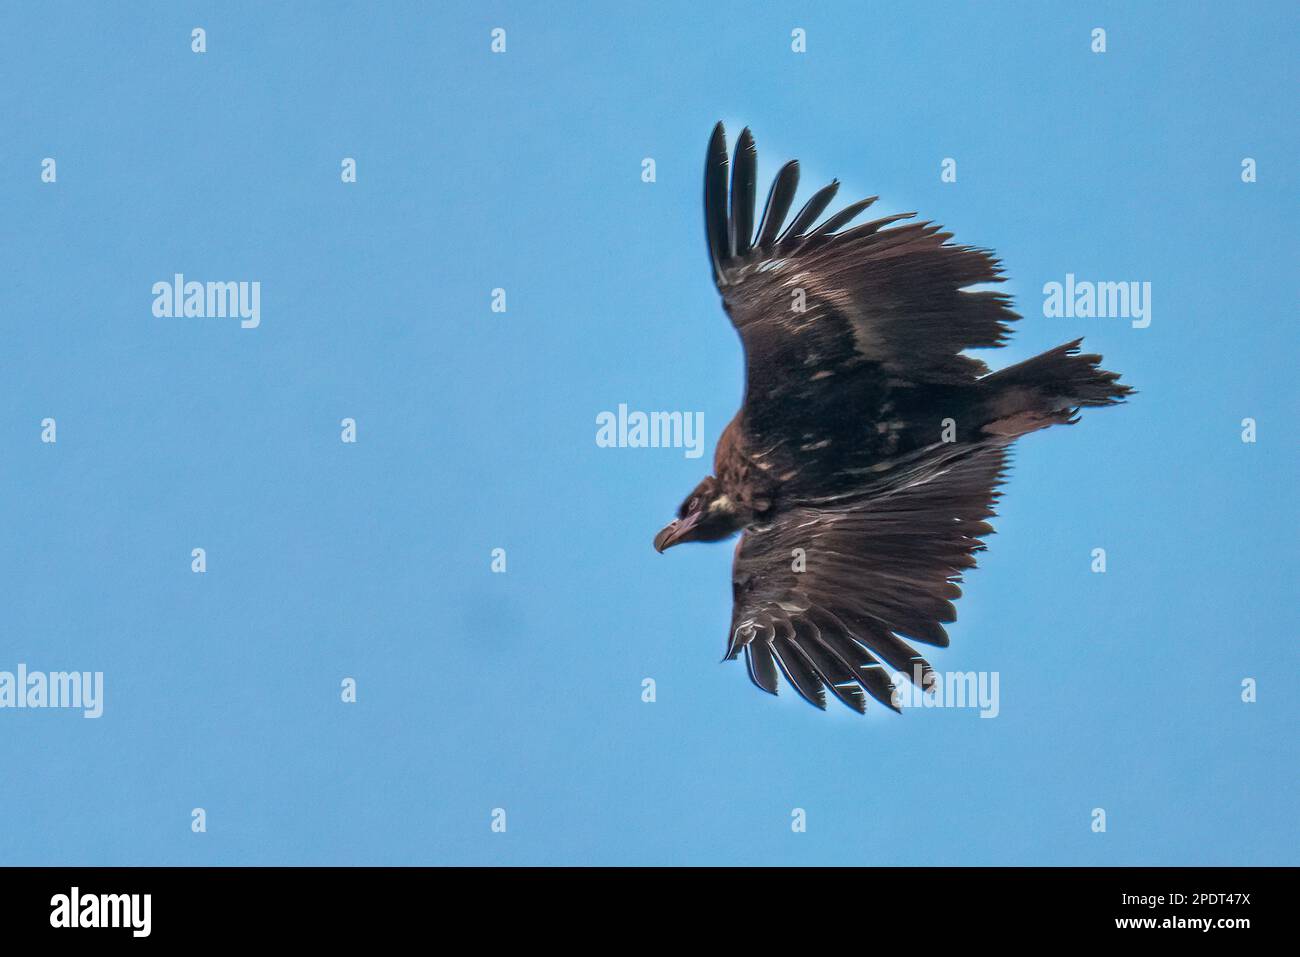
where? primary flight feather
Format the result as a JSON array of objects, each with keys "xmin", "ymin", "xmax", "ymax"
[{"xmin": 654, "ymin": 123, "xmax": 1132, "ymax": 713}]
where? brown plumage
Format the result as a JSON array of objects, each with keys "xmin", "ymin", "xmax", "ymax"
[{"xmin": 654, "ymin": 123, "xmax": 1133, "ymax": 713}]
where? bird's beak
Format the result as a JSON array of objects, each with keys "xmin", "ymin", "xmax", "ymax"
[{"xmin": 654, "ymin": 513, "xmax": 700, "ymax": 553}]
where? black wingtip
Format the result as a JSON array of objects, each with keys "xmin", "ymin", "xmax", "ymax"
[
  {"xmin": 730, "ymin": 128, "xmax": 758, "ymax": 258},
  {"xmin": 808, "ymin": 196, "xmax": 884, "ymax": 238},
  {"xmin": 704, "ymin": 123, "xmax": 731, "ymax": 285},
  {"xmin": 755, "ymin": 160, "xmax": 800, "ymax": 250},
  {"xmin": 707, "ymin": 123, "xmax": 728, "ymax": 162},
  {"xmin": 777, "ymin": 179, "xmax": 841, "ymax": 245}
]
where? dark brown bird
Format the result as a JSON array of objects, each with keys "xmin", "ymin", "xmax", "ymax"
[{"xmin": 654, "ymin": 123, "xmax": 1132, "ymax": 713}]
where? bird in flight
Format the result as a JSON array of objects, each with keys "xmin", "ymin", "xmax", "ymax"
[{"xmin": 654, "ymin": 123, "xmax": 1132, "ymax": 714}]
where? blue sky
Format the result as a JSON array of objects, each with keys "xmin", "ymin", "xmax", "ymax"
[{"xmin": 0, "ymin": 1, "xmax": 1295, "ymax": 865}]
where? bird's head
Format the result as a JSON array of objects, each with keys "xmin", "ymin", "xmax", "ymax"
[{"xmin": 654, "ymin": 476, "xmax": 743, "ymax": 552}]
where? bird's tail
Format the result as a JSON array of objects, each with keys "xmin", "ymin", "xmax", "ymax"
[{"xmin": 978, "ymin": 338, "xmax": 1133, "ymax": 437}]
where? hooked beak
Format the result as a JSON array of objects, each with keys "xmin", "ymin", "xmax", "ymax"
[{"xmin": 654, "ymin": 512, "xmax": 700, "ymax": 553}]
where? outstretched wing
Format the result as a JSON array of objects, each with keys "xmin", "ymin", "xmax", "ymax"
[
  {"xmin": 727, "ymin": 444, "xmax": 1009, "ymax": 712},
  {"xmin": 704, "ymin": 124, "xmax": 1020, "ymax": 491}
]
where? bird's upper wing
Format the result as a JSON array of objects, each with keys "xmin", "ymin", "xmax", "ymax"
[
  {"xmin": 727, "ymin": 443, "xmax": 1009, "ymax": 712},
  {"xmin": 704, "ymin": 124, "xmax": 1020, "ymax": 486}
]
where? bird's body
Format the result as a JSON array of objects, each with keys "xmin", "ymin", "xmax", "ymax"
[{"xmin": 655, "ymin": 124, "xmax": 1132, "ymax": 713}]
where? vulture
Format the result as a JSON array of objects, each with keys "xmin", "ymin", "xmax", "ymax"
[{"xmin": 653, "ymin": 123, "xmax": 1132, "ymax": 713}]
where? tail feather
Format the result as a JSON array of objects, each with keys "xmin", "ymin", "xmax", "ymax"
[{"xmin": 979, "ymin": 338, "xmax": 1132, "ymax": 436}]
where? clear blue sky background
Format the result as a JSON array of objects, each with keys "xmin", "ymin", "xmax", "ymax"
[{"xmin": 1, "ymin": 2, "xmax": 1295, "ymax": 865}]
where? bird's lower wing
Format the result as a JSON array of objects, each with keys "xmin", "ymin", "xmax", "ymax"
[{"xmin": 728, "ymin": 444, "xmax": 1010, "ymax": 713}]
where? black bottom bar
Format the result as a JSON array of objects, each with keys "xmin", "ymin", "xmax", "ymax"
[{"xmin": 0, "ymin": 866, "xmax": 1285, "ymax": 942}]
